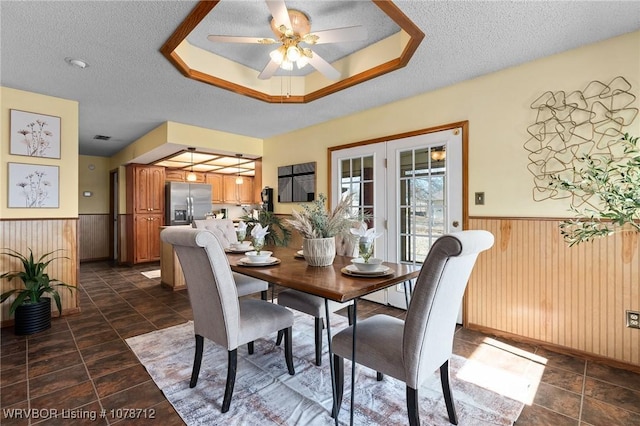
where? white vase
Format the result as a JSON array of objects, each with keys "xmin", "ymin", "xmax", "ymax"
[{"xmin": 303, "ymin": 237, "xmax": 336, "ymax": 267}]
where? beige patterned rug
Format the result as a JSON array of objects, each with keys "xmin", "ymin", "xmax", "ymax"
[{"xmin": 126, "ymin": 311, "xmax": 527, "ymax": 425}]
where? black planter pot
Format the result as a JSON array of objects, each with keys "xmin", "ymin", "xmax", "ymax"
[{"xmin": 14, "ymin": 297, "xmax": 52, "ymax": 335}]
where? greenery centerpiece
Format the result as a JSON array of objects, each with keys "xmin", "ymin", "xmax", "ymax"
[
  {"xmin": 549, "ymin": 133, "xmax": 640, "ymax": 246},
  {"xmin": 286, "ymin": 193, "xmax": 358, "ymax": 266},
  {"xmin": 240, "ymin": 210, "xmax": 292, "ymax": 248},
  {"xmin": 1, "ymin": 248, "xmax": 75, "ymax": 335}
]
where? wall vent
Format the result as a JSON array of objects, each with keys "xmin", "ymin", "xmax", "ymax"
[{"xmin": 93, "ymin": 135, "xmax": 111, "ymax": 140}]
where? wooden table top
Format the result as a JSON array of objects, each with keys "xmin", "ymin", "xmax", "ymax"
[{"xmin": 227, "ymin": 246, "xmax": 420, "ymax": 303}]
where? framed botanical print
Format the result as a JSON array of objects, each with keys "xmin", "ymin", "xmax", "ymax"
[
  {"xmin": 10, "ymin": 109, "xmax": 61, "ymax": 159},
  {"xmin": 7, "ymin": 163, "xmax": 60, "ymax": 208}
]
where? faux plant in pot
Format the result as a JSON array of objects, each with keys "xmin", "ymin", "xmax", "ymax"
[
  {"xmin": 0, "ymin": 248, "xmax": 75, "ymax": 335},
  {"xmin": 240, "ymin": 210, "xmax": 292, "ymax": 248},
  {"xmin": 286, "ymin": 194, "xmax": 358, "ymax": 266},
  {"xmin": 548, "ymin": 133, "xmax": 640, "ymax": 246}
]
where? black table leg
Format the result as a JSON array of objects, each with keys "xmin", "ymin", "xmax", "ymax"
[
  {"xmin": 349, "ymin": 298, "xmax": 358, "ymax": 426},
  {"xmin": 325, "ymin": 299, "xmax": 339, "ymax": 426}
]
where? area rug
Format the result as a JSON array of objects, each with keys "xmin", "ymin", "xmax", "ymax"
[
  {"xmin": 126, "ymin": 311, "xmax": 526, "ymax": 425},
  {"xmin": 141, "ymin": 269, "xmax": 161, "ymax": 279}
]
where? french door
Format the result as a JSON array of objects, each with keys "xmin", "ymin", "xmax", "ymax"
[{"xmin": 331, "ymin": 127, "xmax": 463, "ymax": 310}]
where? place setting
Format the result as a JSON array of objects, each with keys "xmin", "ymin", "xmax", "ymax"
[
  {"xmin": 237, "ymin": 250, "xmax": 281, "ymax": 267},
  {"xmin": 225, "ymin": 241, "xmax": 254, "ymax": 253},
  {"xmin": 341, "ymin": 257, "xmax": 394, "ymax": 277}
]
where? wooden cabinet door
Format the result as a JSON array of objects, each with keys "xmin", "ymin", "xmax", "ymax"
[
  {"xmin": 223, "ymin": 175, "xmax": 239, "ymax": 203},
  {"xmin": 134, "ymin": 214, "xmax": 163, "ymax": 263},
  {"xmin": 239, "ymin": 177, "xmax": 254, "ymax": 203},
  {"xmin": 134, "ymin": 166, "xmax": 165, "ymax": 214},
  {"xmin": 206, "ymin": 173, "xmax": 223, "ymax": 203},
  {"xmin": 165, "ymin": 169, "xmax": 185, "ymax": 182}
]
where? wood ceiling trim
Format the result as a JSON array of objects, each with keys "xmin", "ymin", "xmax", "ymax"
[{"xmin": 160, "ymin": 0, "xmax": 424, "ymax": 104}]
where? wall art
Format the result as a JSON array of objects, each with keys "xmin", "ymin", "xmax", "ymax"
[
  {"xmin": 7, "ymin": 163, "xmax": 60, "ymax": 208},
  {"xmin": 278, "ymin": 162, "xmax": 316, "ymax": 203},
  {"xmin": 10, "ymin": 109, "xmax": 61, "ymax": 159}
]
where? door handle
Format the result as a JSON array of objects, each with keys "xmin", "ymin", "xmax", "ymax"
[{"xmin": 452, "ymin": 220, "xmax": 459, "ymax": 227}]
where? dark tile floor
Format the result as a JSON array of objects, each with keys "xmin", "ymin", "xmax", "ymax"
[{"xmin": 1, "ymin": 261, "xmax": 639, "ymax": 425}]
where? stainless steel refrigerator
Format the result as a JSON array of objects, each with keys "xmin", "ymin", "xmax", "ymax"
[{"xmin": 165, "ymin": 182, "xmax": 212, "ymax": 225}]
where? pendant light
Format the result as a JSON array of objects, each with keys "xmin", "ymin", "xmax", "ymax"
[
  {"xmin": 235, "ymin": 153, "xmax": 244, "ymax": 185},
  {"xmin": 186, "ymin": 147, "xmax": 197, "ymax": 182}
]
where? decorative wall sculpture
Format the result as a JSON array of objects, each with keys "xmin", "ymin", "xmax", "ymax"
[{"xmin": 524, "ymin": 76, "xmax": 638, "ymax": 204}]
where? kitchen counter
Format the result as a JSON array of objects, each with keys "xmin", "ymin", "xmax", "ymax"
[{"xmin": 159, "ymin": 226, "xmax": 190, "ymax": 291}]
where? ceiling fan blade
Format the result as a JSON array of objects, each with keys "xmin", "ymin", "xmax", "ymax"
[
  {"xmin": 308, "ymin": 52, "xmax": 341, "ymax": 81},
  {"xmin": 305, "ymin": 26, "xmax": 367, "ymax": 45},
  {"xmin": 266, "ymin": 0, "xmax": 292, "ymax": 33},
  {"xmin": 258, "ymin": 59, "xmax": 280, "ymax": 80},
  {"xmin": 207, "ymin": 35, "xmax": 276, "ymax": 44}
]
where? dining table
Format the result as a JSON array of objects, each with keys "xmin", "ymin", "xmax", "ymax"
[{"xmin": 226, "ymin": 245, "xmax": 420, "ymax": 426}]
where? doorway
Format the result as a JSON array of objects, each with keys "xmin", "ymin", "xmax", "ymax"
[
  {"xmin": 331, "ymin": 125, "xmax": 465, "ymax": 312},
  {"xmin": 109, "ymin": 169, "xmax": 119, "ymax": 262}
]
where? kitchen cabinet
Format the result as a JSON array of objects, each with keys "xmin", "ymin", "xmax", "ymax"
[
  {"xmin": 131, "ymin": 165, "xmax": 165, "ymax": 214},
  {"xmin": 206, "ymin": 173, "xmax": 224, "ymax": 203},
  {"xmin": 223, "ymin": 175, "xmax": 254, "ymax": 204},
  {"xmin": 126, "ymin": 164, "xmax": 165, "ymax": 264},
  {"xmin": 165, "ymin": 169, "xmax": 205, "ymax": 183},
  {"xmin": 133, "ymin": 214, "xmax": 163, "ymax": 263}
]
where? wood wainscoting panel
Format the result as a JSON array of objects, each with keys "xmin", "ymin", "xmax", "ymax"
[
  {"xmin": 79, "ymin": 214, "xmax": 110, "ymax": 261},
  {"xmin": 468, "ymin": 217, "xmax": 639, "ymax": 367},
  {"xmin": 0, "ymin": 219, "xmax": 79, "ymax": 324}
]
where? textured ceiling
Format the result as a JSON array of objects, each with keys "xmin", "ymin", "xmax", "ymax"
[{"xmin": 1, "ymin": 1, "xmax": 639, "ymax": 158}]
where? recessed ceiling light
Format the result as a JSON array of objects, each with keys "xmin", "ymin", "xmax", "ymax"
[{"xmin": 64, "ymin": 57, "xmax": 88, "ymax": 69}]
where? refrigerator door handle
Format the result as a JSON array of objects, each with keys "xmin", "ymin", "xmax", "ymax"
[{"xmin": 188, "ymin": 196, "xmax": 194, "ymax": 222}]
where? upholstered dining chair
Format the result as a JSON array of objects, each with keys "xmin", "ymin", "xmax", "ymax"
[
  {"xmin": 192, "ymin": 219, "xmax": 269, "ymax": 300},
  {"xmin": 331, "ymin": 230, "xmax": 494, "ymax": 425},
  {"xmin": 275, "ymin": 233, "xmax": 356, "ymax": 366},
  {"xmin": 160, "ymin": 227, "xmax": 295, "ymax": 413}
]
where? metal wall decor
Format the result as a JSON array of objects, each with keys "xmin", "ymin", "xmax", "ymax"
[
  {"xmin": 277, "ymin": 162, "xmax": 316, "ymax": 203},
  {"xmin": 524, "ymin": 76, "xmax": 638, "ymax": 204}
]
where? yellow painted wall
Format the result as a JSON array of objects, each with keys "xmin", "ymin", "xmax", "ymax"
[
  {"xmin": 1, "ymin": 87, "xmax": 79, "ymax": 218},
  {"xmin": 263, "ymin": 30, "xmax": 640, "ymax": 217},
  {"xmin": 78, "ymin": 155, "xmax": 110, "ymax": 214},
  {"xmin": 166, "ymin": 121, "xmax": 262, "ymax": 156}
]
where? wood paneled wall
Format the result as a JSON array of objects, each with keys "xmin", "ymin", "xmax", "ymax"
[
  {"xmin": 467, "ymin": 217, "xmax": 640, "ymax": 367},
  {"xmin": 79, "ymin": 214, "xmax": 110, "ymax": 261},
  {"xmin": 0, "ymin": 219, "xmax": 79, "ymax": 323}
]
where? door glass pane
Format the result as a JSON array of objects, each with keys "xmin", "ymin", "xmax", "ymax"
[
  {"xmin": 340, "ymin": 155, "xmax": 375, "ymax": 230},
  {"xmin": 398, "ymin": 145, "xmax": 447, "ymax": 265}
]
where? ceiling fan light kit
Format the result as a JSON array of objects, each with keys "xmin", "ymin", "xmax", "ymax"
[{"xmin": 207, "ymin": 1, "xmax": 367, "ymax": 80}]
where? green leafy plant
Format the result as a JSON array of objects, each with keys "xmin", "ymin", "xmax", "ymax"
[
  {"xmin": 549, "ymin": 133, "xmax": 640, "ymax": 246},
  {"xmin": 286, "ymin": 193, "xmax": 359, "ymax": 239},
  {"xmin": 0, "ymin": 248, "xmax": 75, "ymax": 316},
  {"xmin": 240, "ymin": 210, "xmax": 292, "ymax": 247}
]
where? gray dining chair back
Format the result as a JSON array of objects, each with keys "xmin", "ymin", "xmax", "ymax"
[
  {"xmin": 192, "ymin": 219, "xmax": 268, "ymax": 299},
  {"xmin": 332, "ymin": 230, "xmax": 494, "ymax": 425},
  {"xmin": 160, "ymin": 227, "xmax": 295, "ymax": 413},
  {"xmin": 192, "ymin": 219, "xmax": 238, "ymax": 248}
]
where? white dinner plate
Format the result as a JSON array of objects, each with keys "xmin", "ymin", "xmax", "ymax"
[
  {"xmin": 238, "ymin": 257, "xmax": 281, "ymax": 267},
  {"xmin": 226, "ymin": 246, "xmax": 254, "ymax": 253},
  {"xmin": 294, "ymin": 250, "xmax": 304, "ymax": 258},
  {"xmin": 341, "ymin": 264, "xmax": 393, "ymax": 277}
]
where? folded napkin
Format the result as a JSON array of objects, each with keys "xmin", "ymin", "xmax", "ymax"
[
  {"xmin": 350, "ymin": 223, "xmax": 382, "ymax": 242},
  {"xmin": 251, "ymin": 223, "xmax": 270, "ymax": 239},
  {"xmin": 237, "ymin": 221, "xmax": 247, "ymax": 232}
]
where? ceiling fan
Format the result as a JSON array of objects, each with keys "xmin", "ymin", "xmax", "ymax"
[{"xmin": 207, "ymin": 0, "xmax": 367, "ymax": 81}]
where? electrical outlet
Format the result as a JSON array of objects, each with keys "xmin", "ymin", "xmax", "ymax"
[
  {"xmin": 475, "ymin": 192, "xmax": 485, "ymax": 205},
  {"xmin": 626, "ymin": 310, "xmax": 640, "ymax": 329}
]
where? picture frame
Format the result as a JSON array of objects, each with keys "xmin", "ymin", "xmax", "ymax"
[
  {"xmin": 278, "ymin": 161, "xmax": 316, "ymax": 203},
  {"xmin": 10, "ymin": 109, "xmax": 61, "ymax": 159},
  {"xmin": 8, "ymin": 163, "xmax": 60, "ymax": 208}
]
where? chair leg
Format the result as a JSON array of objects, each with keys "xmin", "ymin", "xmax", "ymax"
[
  {"xmin": 347, "ymin": 304, "xmax": 355, "ymax": 325},
  {"xmin": 376, "ymin": 372, "xmax": 384, "ymax": 381},
  {"xmin": 221, "ymin": 349, "xmax": 237, "ymax": 413},
  {"xmin": 406, "ymin": 386, "xmax": 420, "ymax": 426},
  {"xmin": 260, "ymin": 290, "xmax": 268, "ymax": 300},
  {"xmin": 189, "ymin": 334, "xmax": 204, "ymax": 388},
  {"xmin": 314, "ymin": 317, "xmax": 323, "ymax": 366},
  {"xmin": 275, "ymin": 329, "xmax": 283, "ymax": 346},
  {"xmin": 332, "ymin": 354, "xmax": 344, "ymax": 418},
  {"xmin": 283, "ymin": 327, "xmax": 295, "ymax": 375},
  {"xmin": 440, "ymin": 360, "xmax": 458, "ymax": 425},
  {"xmin": 247, "ymin": 341, "xmax": 254, "ymax": 355}
]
